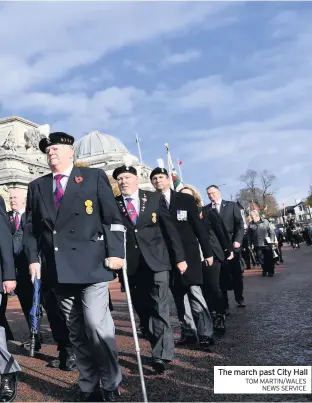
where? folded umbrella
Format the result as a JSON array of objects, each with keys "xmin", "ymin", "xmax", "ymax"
[{"xmin": 29, "ymin": 275, "xmax": 41, "ymax": 357}]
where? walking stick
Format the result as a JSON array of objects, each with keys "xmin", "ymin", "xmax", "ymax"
[{"xmin": 108, "ymin": 225, "xmax": 148, "ymax": 402}]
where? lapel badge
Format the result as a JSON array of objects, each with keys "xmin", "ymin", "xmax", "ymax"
[
  {"xmin": 152, "ymin": 212, "xmax": 157, "ymax": 223},
  {"xmin": 75, "ymin": 176, "xmax": 83, "ymax": 183},
  {"xmin": 86, "ymin": 206, "xmax": 93, "ymax": 215},
  {"xmin": 199, "ymin": 211, "xmax": 203, "ymax": 219},
  {"xmin": 85, "ymin": 200, "xmax": 93, "ymax": 207}
]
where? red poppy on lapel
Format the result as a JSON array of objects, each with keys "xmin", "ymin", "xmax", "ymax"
[{"xmin": 75, "ymin": 176, "xmax": 83, "ymax": 183}]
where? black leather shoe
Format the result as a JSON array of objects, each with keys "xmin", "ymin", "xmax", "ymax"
[
  {"xmin": 199, "ymin": 336, "xmax": 214, "ymax": 350},
  {"xmin": 103, "ymin": 388, "xmax": 121, "ymax": 402},
  {"xmin": 47, "ymin": 354, "xmax": 76, "ymax": 371},
  {"xmin": 214, "ymin": 314, "xmax": 226, "ymax": 334},
  {"xmin": 75, "ymin": 391, "xmax": 103, "ymax": 402},
  {"xmin": 237, "ymin": 300, "xmax": 246, "ymax": 308},
  {"xmin": 174, "ymin": 335, "xmax": 197, "ymax": 346},
  {"xmin": 268, "ymin": 273, "xmax": 274, "ymax": 277},
  {"xmin": 0, "ymin": 373, "xmax": 17, "ymax": 402},
  {"xmin": 152, "ymin": 358, "xmax": 166, "ymax": 374},
  {"xmin": 60, "ymin": 354, "xmax": 76, "ymax": 371}
]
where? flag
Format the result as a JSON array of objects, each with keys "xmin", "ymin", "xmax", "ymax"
[
  {"xmin": 178, "ymin": 160, "xmax": 182, "ymax": 166},
  {"xmin": 252, "ymin": 201, "xmax": 261, "ymax": 211},
  {"xmin": 172, "ymin": 168, "xmax": 183, "ymax": 191},
  {"xmin": 165, "ymin": 143, "xmax": 183, "ymax": 191}
]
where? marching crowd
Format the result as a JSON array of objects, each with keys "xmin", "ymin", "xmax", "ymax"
[{"xmin": 0, "ymin": 131, "xmax": 303, "ymax": 402}]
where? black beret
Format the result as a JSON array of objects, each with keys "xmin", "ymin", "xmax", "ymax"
[
  {"xmin": 39, "ymin": 132, "xmax": 75, "ymax": 153},
  {"xmin": 112, "ymin": 165, "xmax": 137, "ymax": 180},
  {"xmin": 150, "ymin": 167, "xmax": 168, "ymax": 180}
]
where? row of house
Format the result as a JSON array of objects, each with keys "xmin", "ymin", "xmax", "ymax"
[{"xmin": 270, "ymin": 201, "xmax": 312, "ymax": 225}]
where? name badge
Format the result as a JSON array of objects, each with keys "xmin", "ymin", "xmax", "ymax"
[{"xmin": 177, "ymin": 210, "xmax": 187, "ymax": 221}]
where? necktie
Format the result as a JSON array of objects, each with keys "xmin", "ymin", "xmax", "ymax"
[
  {"xmin": 14, "ymin": 212, "xmax": 20, "ymax": 230},
  {"xmin": 126, "ymin": 197, "xmax": 138, "ymax": 225},
  {"xmin": 54, "ymin": 174, "xmax": 65, "ymax": 209}
]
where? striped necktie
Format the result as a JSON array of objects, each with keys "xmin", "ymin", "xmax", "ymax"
[
  {"xmin": 54, "ymin": 174, "xmax": 65, "ymax": 209},
  {"xmin": 14, "ymin": 212, "xmax": 20, "ymax": 230},
  {"xmin": 126, "ymin": 197, "xmax": 138, "ymax": 225}
]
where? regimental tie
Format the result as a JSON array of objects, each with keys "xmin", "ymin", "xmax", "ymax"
[
  {"xmin": 54, "ymin": 174, "xmax": 65, "ymax": 209},
  {"xmin": 125, "ymin": 197, "xmax": 138, "ymax": 225},
  {"xmin": 14, "ymin": 212, "xmax": 20, "ymax": 230}
]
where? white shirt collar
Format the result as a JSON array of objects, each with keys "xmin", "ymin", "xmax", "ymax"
[
  {"xmin": 122, "ymin": 189, "xmax": 139, "ymax": 201},
  {"xmin": 163, "ymin": 189, "xmax": 171, "ymax": 199},
  {"xmin": 52, "ymin": 164, "xmax": 74, "ymax": 178},
  {"xmin": 14, "ymin": 209, "xmax": 25, "ymax": 216},
  {"xmin": 215, "ymin": 198, "xmax": 222, "ymax": 206}
]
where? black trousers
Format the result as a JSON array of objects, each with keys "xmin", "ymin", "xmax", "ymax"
[
  {"xmin": 221, "ymin": 252, "xmax": 244, "ymax": 306},
  {"xmin": 202, "ymin": 260, "xmax": 226, "ymax": 314},
  {"xmin": 241, "ymin": 249, "xmax": 251, "ymax": 269},
  {"xmin": 0, "ymin": 294, "xmax": 14, "ymax": 341},
  {"xmin": 255, "ymin": 247, "xmax": 275, "ymax": 274},
  {"xmin": 128, "ymin": 257, "xmax": 174, "ymax": 362},
  {"xmin": 16, "ymin": 269, "xmax": 71, "ymax": 355}
]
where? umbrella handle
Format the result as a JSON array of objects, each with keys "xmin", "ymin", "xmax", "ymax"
[{"xmin": 29, "ymin": 332, "xmax": 36, "ymax": 357}]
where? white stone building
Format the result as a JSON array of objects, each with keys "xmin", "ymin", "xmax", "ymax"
[
  {"xmin": 0, "ymin": 116, "xmax": 153, "ymax": 205},
  {"xmin": 74, "ymin": 130, "xmax": 154, "ymax": 191}
]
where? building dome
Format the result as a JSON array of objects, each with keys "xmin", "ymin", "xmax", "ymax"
[{"xmin": 75, "ymin": 130, "xmax": 129, "ymax": 159}]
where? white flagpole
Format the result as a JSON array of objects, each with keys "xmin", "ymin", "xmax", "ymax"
[
  {"xmin": 164, "ymin": 143, "xmax": 174, "ymax": 189},
  {"xmin": 135, "ymin": 133, "xmax": 143, "ymax": 165},
  {"xmin": 177, "ymin": 158, "xmax": 183, "ymax": 182}
]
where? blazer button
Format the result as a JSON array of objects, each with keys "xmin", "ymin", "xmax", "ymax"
[
  {"xmin": 53, "ymin": 230, "xmax": 57, "ymax": 235},
  {"xmin": 134, "ymin": 229, "xmax": 138, "ymax": 232},
  {"xmin": 72, "ymin": 247, "xmax": 76, "ymax": 250},
  {"xmin": 55, "ymin": 247, "xmax": 58, "ymax": 251},
  {"xmin": 75, "ymin": 212, "xmax": 79, "ymax": 215},
  {"xmin": 70, "ymin": 230, "xmax": 74, "ymax": 233},
  {"xmin": 135, "ymin": 245, "xmax": 138, "ymax": 248}
]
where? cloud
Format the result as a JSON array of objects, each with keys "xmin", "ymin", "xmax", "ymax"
[
  {"xmin": 160, "ymin": 49, "xmax": 202, "ymax": 67},
  {"xmin": 0, "ymin": 1, "xmax": 311, "ymax": 207},
  {"xmin": 123, "ymin": 59, "xmax": 150, "ymax": 75},
  {"xmin": 0, "ymin": 1, "xmax": 228, "ymax": 96}
]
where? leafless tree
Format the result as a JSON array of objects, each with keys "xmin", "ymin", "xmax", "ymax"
[
  {"xmin": 239, "ymin": 169, "xmax": 258, "ymax": 204},
  {"xmin": 238, "ymin": 169, "xmax": 277, "ymax": 215}
]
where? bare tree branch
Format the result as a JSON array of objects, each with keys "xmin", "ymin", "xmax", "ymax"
[{"xmin": 239, "ymin": 169, "xmax": 258, "ymax": 204}]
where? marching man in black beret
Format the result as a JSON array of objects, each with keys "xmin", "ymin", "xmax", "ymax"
[
  {"xmin": 113, "ymin": 164, "xmax": 186, "ymax": 374},
  {"xmin": 23, "ymin": 132, "xmax": 124, "ymax": 402},
  {"xmin": 150, "ymin": 167, "xmax": 215, "ymax": 349}
]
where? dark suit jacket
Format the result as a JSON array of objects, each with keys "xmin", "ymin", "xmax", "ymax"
[
  {"xmin": 23, "ymin": 166, "xmax": 124, "ymax": 286},
  {"xmin": 115, "ymin": 189, "xmax": 185, "ymax": 276},
  {"xmin": 8, "ymin": 211, "xmax": 28, "ymax": 274},
  {"xmin": 168, "ymin": 191, "xmax": 212, "ymax": 286},
  {"xmin": 0, "ymin": 205, "xmax": 16, "ymax": 292},
  {"xmin": 202, "ymin": 206, "xmax": 233, "ymax": 263},
  {"xmin": 208, "ymin": 200, "xmax": 244, "ymax": 247}
]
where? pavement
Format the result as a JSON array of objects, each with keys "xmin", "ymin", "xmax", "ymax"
[{"xmin": 6, "ymin": 245, "xmax": 312, "ymax": 402}]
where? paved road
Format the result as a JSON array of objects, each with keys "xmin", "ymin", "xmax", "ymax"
[{"xmin": 6, "ymin": 245, "xmax": 312, "ymax": 402}]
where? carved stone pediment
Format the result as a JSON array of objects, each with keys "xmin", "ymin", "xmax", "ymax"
[
  {"xmin": 24, "ymin": 128, "xmax": 45, "ymax": 151},
  {"xmin": 1, "ymin": 130, "xmax": 16, "ymax": 151}
]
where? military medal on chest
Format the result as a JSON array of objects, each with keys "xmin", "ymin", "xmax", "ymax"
[
  {"xmin": 152, "ymin": 212, "xmax": 157, "ymax": 223},
  {"xmin": 85, "ymin": 200, "xmax": 93, "ymax": 215}
]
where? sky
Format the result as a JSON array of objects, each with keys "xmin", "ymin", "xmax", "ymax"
[{"xmin": 0, "ymin": 0, "xmax": 311, "ymax": 206}]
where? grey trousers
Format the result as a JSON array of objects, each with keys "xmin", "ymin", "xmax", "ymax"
[
  {"xmin": 129, "ymin": 265, "xmax": 174, "ymax": 362},
  {"xmin": 0, "ymin": 294, "xmax": 20, "ymax": 375},
  {"xmin": 54, "ymin": 282, "xmax": 122, "ymax": 393},
  {"xmin": 174, "ymin": 285, "xmax": 213, "ymax": 338}
]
